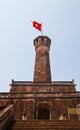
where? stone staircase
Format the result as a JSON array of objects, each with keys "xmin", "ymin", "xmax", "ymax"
[{"xmin": 7, "ymin": 120, "xmax": 80, "ymax": 130}]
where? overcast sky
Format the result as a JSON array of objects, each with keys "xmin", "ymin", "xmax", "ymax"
[{"xmin": 0, "ymin": 0, "xmax": 80, "ymax": 92}]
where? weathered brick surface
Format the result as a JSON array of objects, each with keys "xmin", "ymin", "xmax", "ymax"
[
  {"xmin": 9, "ymin": 80, "xmax": 79, "ymax": 120},
  {"xmin": 33, "ymin": 36, "xmax": 51, "ymax": 82},
  {"xmin": 7, "ymin": 120, "xmax": 80, "ymax": 130}
]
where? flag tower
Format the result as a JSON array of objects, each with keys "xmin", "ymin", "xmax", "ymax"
[{"xmin": 33, "ymin": 36, "xmax": 51, "ymax": 82}]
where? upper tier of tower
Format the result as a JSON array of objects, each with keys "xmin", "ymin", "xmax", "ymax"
[{"xmin": 33, "ymin": 36, "xmax": 52, "ymax": 82}]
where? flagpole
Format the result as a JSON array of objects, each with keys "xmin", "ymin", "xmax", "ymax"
[{"xmin": 41, "ymin": 22, "xmax": 43, "ymax": 35}]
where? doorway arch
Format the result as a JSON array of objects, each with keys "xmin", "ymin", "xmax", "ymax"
[{"xmin": 38, "ymin": 103, "xmax": 50, "ymax": 120}]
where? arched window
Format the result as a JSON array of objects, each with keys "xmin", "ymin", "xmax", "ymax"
[{"xmin": 38, "ymin": 103, "xmax": 50, "ymax": 120}]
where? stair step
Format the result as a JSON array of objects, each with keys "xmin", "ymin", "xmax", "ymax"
[{"xmin": 7, "ymin": 120, "xmax": 80, "ymax": 130}]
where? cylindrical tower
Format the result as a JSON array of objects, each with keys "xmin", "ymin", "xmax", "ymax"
[{"xmin": 33, "ymin": 36, "xmax": 52, "ymax": 82}]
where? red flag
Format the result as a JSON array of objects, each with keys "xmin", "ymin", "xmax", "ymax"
[{"xmin": 32, "ymin": 21, "xmax": 42, "ymax": 31}]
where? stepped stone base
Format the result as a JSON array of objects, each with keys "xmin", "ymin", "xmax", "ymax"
[{"xmin": 7, "ymin": 120, "xmax": 80, "ymax": 130}]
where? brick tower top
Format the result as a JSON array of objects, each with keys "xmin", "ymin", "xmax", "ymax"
[{"xmin": 33, "ymin": 36, "xmax": 52, "ymax": 82}]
